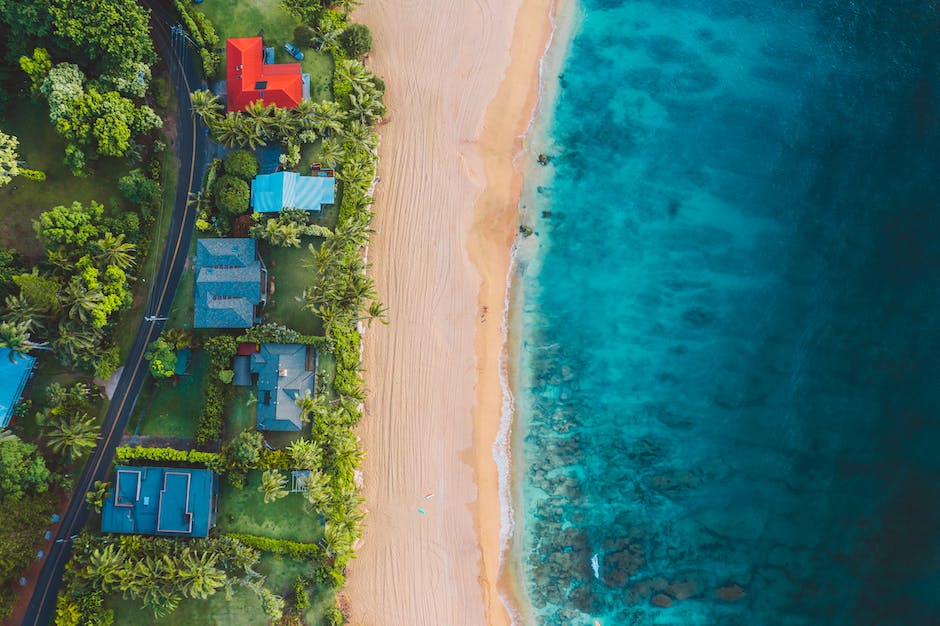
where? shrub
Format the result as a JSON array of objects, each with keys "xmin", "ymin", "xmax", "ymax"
[
  {"xmin": 223, "ymin": 533, "xmax": 322, "ymax": 562},
  {"xmin": 94, "ymin": 346, "xmax": 121, "ymax": 380},
  {"xmin": 195, "ymin": 382, "xmax": 225, "ymax": 447},
  {"xmin": 338, "ymin": 23, "xmax": 372, "ymax": 58},
  {"xmin": 115, "ymin": 446, "xmax": 223, "ymax": 470},
  {"xmin": 204, "ymin": 335, "xmax": 238, "ymax": 368},
  {"xmin": 144, "ymin": 338, "xmax": 177, "ymax": 379},
  {"xmin": 223, "ymin": 150, "xmax": 259, "ymax": 181},
  {"xmin": 213, "ymin": 175, "xmax": 250, "ymax": 217}
]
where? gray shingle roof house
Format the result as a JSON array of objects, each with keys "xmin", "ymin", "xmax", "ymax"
[
  {"xmin": 249, "ymin": 343, "xmax": 315, "ymax": 431},
  {"xmin": 194, "ymin": 238, "xmax": 267, "ymax": 328}
]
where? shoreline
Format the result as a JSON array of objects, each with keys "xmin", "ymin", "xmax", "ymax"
[
  {"xmin": 468, "ymin": 0, "xmax": 562, "ymax": 622},
  {"xmin": 346, "ymin": 0, "xmax": 557, "ymax": 623}
]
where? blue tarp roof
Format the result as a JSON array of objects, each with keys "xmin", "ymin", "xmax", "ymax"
[
  {"xmin": 101, "ymin": 466, "xmax": 218, "ymax": 537},
  {"xmin": 0, "ymin": 349, "xmax": 36, "ymax": 427},
  {"xmin": 250, "ymin": 343, "xmax": 314, "ymax": 431},
  {"xmin": 250, "ymin": 171, "xmax": 335, "ymax": 213},
  {"xmin": 194, "ymin": 238, "xmax": 266, "ymax": 328}
]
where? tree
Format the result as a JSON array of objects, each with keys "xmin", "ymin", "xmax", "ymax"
[
  {"xmin": 44, "ymin": 412, "xmax": 99, "ymax": 462},
  {"xmin": 190, "ymin": 90, "xmax": 222, "ymax": 124},
  {"xmin": 12, "ymin": 269, "xmax": 61, "ymax": 313},
  {"xmin": 49, "ymin": 0, "xmax": 154, "ymax": 70},
  {"xmin": 0, "ymin": 438, "xmax": 51, "ymax": 501},
  {"xmin": 85, "ymin": 480, "xmax": 111, "ymax": 514},
  {"xmin": 0, "ymin": 321, "xmax": 45, "ymax": 361},
  {"xmin": 317, "ymin": 138, "xmax": 344, "ymax": 167},
  {"xmin": 39, "ymin": 62, "xmax": 85, "ymax": 122},
  {"xmin": 34, "ymin": 200, "xmax": 103, "ymax": 249},
  {"xmin": 53, "ymin": 321, "xmax": 102, "ymax": 367},
  {"xmin": 293, "ymin": 24, "xmax": 316, "ymax": 48},
  {"xmin": 288, "ymin": 438, "xmax": 322, "ymax": 469},
  {"xmin": 95, "ymin": 232, "xmax": 137, "ymax": 270},
  {"xmin": 84, "ymin": 544, "xmax": 123, "ymax": 591},
  {"xmin": 204, "ymin": 335, "xmax": 237, "ymax": 367},
  {"xmin": 259, "ymin": 469, "xmax": 289, "ymax": 504},
  {"xmin": 338, "ymin": 23, "xmax": 372, "ymax": 58},
  {"xmin": 213, "ymin": 175, "xmax": 250, "ymax": 217},
  {"xmin": 177, "ymin": 549, "xmax": 226, "ymax": 599},
  {"xmin": 0, "ymin": 132, "xmax": 19, "ymax": 188},
  {"xmin": 144, "ymin": 338, "xmax": 177, "ymax": 379},
  {"xmin": 118, "ymin": 169, "xmax": 159, "ymax": 205},
  {"xmin": 301, "ymin": 469, "xmax": 330, "ymax": 511},
  {"xmin": 224, "ymin": 429, "xmax": 263, "ymax": 471},
  {"xmin": 223, "ymin": 150, "xmax": 258, "ymax": 181}
]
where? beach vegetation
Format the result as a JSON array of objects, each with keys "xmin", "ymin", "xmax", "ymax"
[{"xmin": 338, "ymin": 23, "xmax": 372, "ymax": 58}]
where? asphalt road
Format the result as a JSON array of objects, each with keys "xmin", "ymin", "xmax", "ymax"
[{"xmin": 21, "ymin": 3, "xmax": 208, "ymax": 623}]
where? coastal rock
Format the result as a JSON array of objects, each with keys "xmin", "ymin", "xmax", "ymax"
[
  {"xmin": 651, "ymin": 594, "xmax": 673, "ymax": 608},
  {"xmin": 666, "ymin": 577, "xmax": 703, "ymax": 600},
  {"xmin": 716, "ymin": 583, "xmax": 747, "ymax": 602}
]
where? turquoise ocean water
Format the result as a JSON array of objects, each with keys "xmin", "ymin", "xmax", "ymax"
[{"xmin": 512, "ymin": 1, "xmax": 940, "ymax": 624}]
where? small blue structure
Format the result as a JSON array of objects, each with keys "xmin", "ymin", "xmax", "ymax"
[
  {"xmin": 249, "ymin": 343, "xmax": 315, "ymax": 431},
  {"xmin": 251, "ymin": 171, "xmax": 336, "ymax": 213},
  {"xmin": 194, "ymin": 238, "xmax": 267, "ymax": 328},
  {"xmin": 0, "ymin": 349, "xmax": 36, "ymax": 427},
  {"xmin": 101, "ymin": 466, "xmax": 218, "ymax": 537}
]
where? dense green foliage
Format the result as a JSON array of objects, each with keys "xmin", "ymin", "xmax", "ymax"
[
  {"xmin": 144, "ymin": 338, "xmax": 177, "ymax": 379},
  {"xmin": 222, "ymin": 150, "xmax": 259, "ymax": 181},
  {"xmin": 172, "ymin": 0, "xmax": 222, "ymax": 79},
  {"xmin": 115, "ymin": 446, "xmax": 223, "ymax": 470},
  {"xmin": 223, "ymin": 533, "xmax": 322, "ymax": 562},
  {"xmin": 37, "ymin": 383, "xmax": 100, "ymax": 462},
  {"xmin": 238, "ymin": 322, "xmax": 324, "ymax": 346},
  {"xmin": 59, "ymin": 534, "xmax": 263, "ymax": 620},
  {"xmin": 0, "ymin": 490, "xmax": 56, "ymax": 620},
  {"xmin": 195, "ymin": 336, "xmax": 239, "ymax": 447},
  {"xmin": 249, "ymin": 209, "xmax": 333, "ymax": 248},
  {"xmin": 338, "ymin": 23, "xmax": 372, "ymax": 58},
  {"xmin": 213, "ymin": 174, "xmax": 250, "ymax": 217},
  {"xmin": 0, "ymin": 437, "xmax": 52, "ymax": 501}
]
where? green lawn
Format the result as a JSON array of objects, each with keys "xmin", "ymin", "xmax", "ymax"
[
  {"xmin": 108, "ymin": 585, "xmax": 266, "ymax": 626},
  {"xmin": 0, "ymin": 105, "xmax": 125, "ymax": 260},
  {"xmin": 262, "ymin": 240, "xmax": 324, "ymax": 336},
  {"xmin": 194, "ymin": 0, "xmax": 334, "ymax": 102},
  {"xmin": 130, "ymin": 350, "xmax": 209, "ymax": 438},
  {"xmin": 217, "ymin": 470, "xmax": 323, "ymax": 543},
  {"xmin": 224, "ymin": 386, "xmax": 257, "ymax": 441}
]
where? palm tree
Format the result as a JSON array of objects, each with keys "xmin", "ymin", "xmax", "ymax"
[
  {"xmin": 262, "ymin": 218, "xmax": 303, "ymax": 248},
  {"xmin": 269, "ymin": 105, "xmax": 300, "ymax": 143},
  {"xmin": 302, "ymin": 469, "xmax": 330, "ymax": 512},
  {"xmin": 177, "ymin": 549, "xmax": 227, "ymax": 599},
  {"xmin": 54, "ymin": 321, "xmax": 102, "ymax": 367},
  {"xmin": 3, "ymin": 294, "xmax": 45, "ymax": 331},
  {"xmin": 339, "ymin": 59, "xmax": 374, "ymax": 93},
  {"xmin": 190, "ymin": 90, "xmax": 223, "ymax": 124},
  {"xmin": 95, "ymin": 232, "xmax": 137, "ymax": 270},
  {"xmin": 244, "ymin": 100, "xmax": 276, "ymax": 141},
  {"xmin": 0, "ymin": 320, "xmax": 46, "ymax": 361},
  {"xmin": 45, "ymin": 249, "xmax": 76, "ymax": 275},
  {"xmin": 311, "ymin": 100, "xmax": 347, "ymax": 136},
  {"xmin": 348, "ymin": 83, "xmax": 386, "ymax": 124},
  {"xmin": 317, "ymin": 138, "xmax": 344, "ymax": 168},
  {"xmin": 259, "ymin": 469, "xmax": 289, "ymax": 503},
  {"xmin": 288, "ymin": 438, "xmax": 323, "ymax": 469},
  {"xmin": 44, "ymin": 412, "xmax": 99, "ymax": 461},
  {"xmin": 362, "ymin": 300, "xmax": 389, "ymax": 326},
  {"xmin": 64, "ymin": 280, "xmax": 105, "ymax": 325},
  {"xmin": 86, "ymin": 544, "xmax": 124, "ymax": 592}
]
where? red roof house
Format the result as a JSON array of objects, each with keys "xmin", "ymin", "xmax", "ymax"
[{"xmin": 226, "ymin": 37, "xmax": 306, "ymax": 111}]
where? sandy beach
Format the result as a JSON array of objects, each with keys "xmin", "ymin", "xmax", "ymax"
[{"xmin": 346, "ymin": 0, "xmax": 555, "ymax": 624}]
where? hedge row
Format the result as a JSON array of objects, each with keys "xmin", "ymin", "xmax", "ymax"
[
  {"xmin": 224, "ymin": 533, "xmax": 323, "ymax": 562},
  {"xmin": 115, "ymin": 446, "xmax": 223, "ymax": 469}
]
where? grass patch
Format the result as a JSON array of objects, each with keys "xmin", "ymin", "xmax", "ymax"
[
  {"xmin": 216, "ymin": 470, "xmax": 323, "ymax": 543},
  {"xmin": 225, "ymin": 385, "xmax": 257, "ymax": 441},
  {"xmin": 0, "ymin": 105, "xmax": 125, "ymax": 261},
  {"xmin": 262, "ymin": 240, "xmax": 324, "ymax": 336},
  {"xmin": 130, "ymin": 350, "xmax": 209, "ymax": 438},
  {"xmin": 107, "ymin": 585, "xmax": 266, "ymax": 626},
  {"xmin": 194, "ymin": 0, "xmax": 334, "ymax": 101}
]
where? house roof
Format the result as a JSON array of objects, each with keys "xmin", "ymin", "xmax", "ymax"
[
  {"xmin": 250, "ymin": 343, "xmax": 315, "ymax": 431},
  {"xmin": 251, "ymin": 171, "xmax": 335, "ymax": 213},
  {"xmin": 227, "ymin": 37, "xmax": 304, "ymax": 111},
  {"xmin": 194, "ymin": 238, "xmax": 266, "ymax": 328},
  {"xmin": 101, "ymin": 466, "xmax": 218, "ymax": 537},
  {"xmin": 0, "ymin": 349, "xmax": 36, "ymax": 428}
]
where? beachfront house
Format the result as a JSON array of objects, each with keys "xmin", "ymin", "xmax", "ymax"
[
  {"xmin": 194, "ymin": 238, "xmax": 267, "ymax": 329},
  {"xmin": 233, "ymin": 343, "xmax": 315, "ymax": 432},
  {"xmin": 0, "ymin": 348, "xmax": 36, "ymax": 428},
  {"xmin": 250, "ymin": 170, "xmax": 336, "ymax": 213},
  {"xmin": 226, "ymin": 37, "xmax": 309, "ymax": 111},
  {"xmin": 101, "ymin": 466, "xmax": 219, "ymax": 537}
]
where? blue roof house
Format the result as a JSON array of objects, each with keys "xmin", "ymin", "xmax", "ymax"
[
  {"xmin": 249, "ymin": 343, "xmax": 315, "ymax": 431},
  {"xmin": 250, "ymin": 171, "xmax": 336, "ymax": 213},
  {"xmin": 101, "ymin": 466, "xmax": 218, "ymax": 537},
  {"xmin": 0, "ymin": 349, "xmax": 36, "ymax": 427},
  {"xmin": 194, "ymin": 238, "xmax": 267, "ymax": 328}
]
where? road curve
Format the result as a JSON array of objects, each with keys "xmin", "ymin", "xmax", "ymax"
[{"xmin": 21, "ymin": 3, "xmax": 208, "ymax": 623}]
